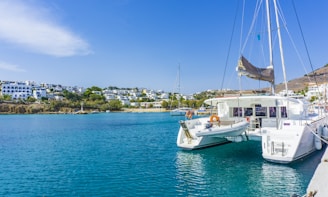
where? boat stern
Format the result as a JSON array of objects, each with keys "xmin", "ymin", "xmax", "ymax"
[{"xmin": 177, "ymin": 119, "xmax": 228, "ymax": 150}]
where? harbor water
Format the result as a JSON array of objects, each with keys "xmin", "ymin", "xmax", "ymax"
[{"xmin": 0, "ymin": 112, "xmax": 324, "ymax": 196}]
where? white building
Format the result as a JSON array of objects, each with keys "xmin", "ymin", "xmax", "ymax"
[
  {"xmin": 1, "ymin": 81, "xmax": 32, "ymax": 100},
  {"xmin": 120, "ymin": 98, "xmax": 130, "ymax": 106},
  {"xmin": 160, "ymin": 93, "xmax": 169, "ymax": 99},
  {"xmin": 139, "ymin": 101, "xmax": 162, "ymax": 108},
  {"xmin": 33, "ymin": 88, "xmax": 47, "ymax": 100},
  {"xmin": 306, "ymin": 83, "xmax": 321, "ymax": 100},
  {"xmin": 278, "ymin": 89, "xmax": 295, "ymax": 96}
]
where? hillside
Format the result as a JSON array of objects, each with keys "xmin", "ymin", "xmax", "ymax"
[{"xmin": 269, "ymin": 65, "xmax": 328, "ymax": 93}]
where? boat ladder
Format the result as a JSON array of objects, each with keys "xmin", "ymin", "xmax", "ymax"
[{"xmin": 180, "ymin": 121, "xmax": 193, "ymax": 143}]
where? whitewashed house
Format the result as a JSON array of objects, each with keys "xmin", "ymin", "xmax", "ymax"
[
  {"xmin": 306, "ymin": 83, "xmax": 321, "ymax": 100},
  {"xmin": 1, "ymin": 81, "xmax": 32, "ymax": 100},
  {"xmin": 33, "ymin": 88, "xmax": 47, "ymax": 100}
]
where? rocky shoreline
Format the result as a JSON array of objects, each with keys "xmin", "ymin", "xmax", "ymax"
[
  {"xmin": 0, "ymin": 103, "xmax": 82, "ymax": 114},
  {"xmin": 0, "ymin": 103, "xmax": 169, "ymax": 114}
]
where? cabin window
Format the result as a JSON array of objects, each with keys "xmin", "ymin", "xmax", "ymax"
[
  {"xmin": 232, "ymin": 107, "xmax": 242, "ymax": 117},
  {"xmin": 269, "ymin": 107, "xmax": 276, "ymax": 117},
  {"xmin": 256, "ymin": 106, "xmax": 267, "ymax": 117},
  {"xmin": 244, "ymin": 108, "xmax": 253, "ymax": 116},
  {"xmin": 281, "ymin": 106, "xmax": 287, "ymax": 118}
]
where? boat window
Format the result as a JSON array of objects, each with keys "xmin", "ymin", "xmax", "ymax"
[
  {"xmin": 244, "ymin": 108, "xmax": 253, "ymax": 116},
  {"xmin": 232, "ymin": 107, "xmax": 242, "ymax": 117},
  {"xmin": 256, "ymin": 106, "xmax": 267, "ymax": 117},
  {"xmin": 269, "ymin": 107, "xmax": 276, "ymax": 118},
  {"xmin": 281, "ymin": 106, "xmax": 287, "ymax": 118}
]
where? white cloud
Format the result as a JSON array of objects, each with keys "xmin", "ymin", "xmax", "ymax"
[
  {"xmin": 0, "ymin": 61, "xmax": 25, "ymax": 72},
  {"xmin": 0, "ymin": 0, "xmax": 91, "ymax": 57}
]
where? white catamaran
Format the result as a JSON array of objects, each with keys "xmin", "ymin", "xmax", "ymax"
[{"xmin": 176, "ymin": 0, "xmax": 328, "ymax": 163}]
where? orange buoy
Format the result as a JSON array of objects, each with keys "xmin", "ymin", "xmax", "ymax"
[{"xmin": 210, "ymin": 115, "xmax": 220, "ymax": 122}]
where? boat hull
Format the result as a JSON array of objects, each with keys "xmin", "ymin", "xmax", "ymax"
[
  {"xmin": 170, "ymin": 108, "xmax": 192, "ymax": 116},
  {"xmin": 261, "ymin": 116, "xmax": 328, "ymax": 164},
  {"xmin": 176, "ymin": 118, "xmax": 249, "ymax": 150},
  {"xmin": 177, "ymin": 137, "xmax": 229, "ymax": 150}
]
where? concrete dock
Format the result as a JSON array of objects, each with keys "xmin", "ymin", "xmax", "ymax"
[{"xmin": 306, "ymin": 147, "xmax": 328, "ymax": 197}]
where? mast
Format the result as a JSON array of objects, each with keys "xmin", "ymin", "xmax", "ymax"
[
  {"xmin": 177, "ymin": 63, "xmax": 181, "ymax": 108},
  {"xmin": 273, "ymin": 0, "xmax": 288, "ymax": 95},
  {"xmin": 265, "ymin": 0, "xmax": 274, "ymax": 94},
  {"xmin": 178, "ymin": 63, "xmax": 180, "ymax": 98},
  {"xmin": 266, "ymin": 0, "xmax": 281, "ymax": 129}
]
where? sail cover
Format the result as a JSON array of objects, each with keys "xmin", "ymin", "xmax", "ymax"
[{"xmin": 236, "ymin": 56, "xmax": 274, "ymax": 83}]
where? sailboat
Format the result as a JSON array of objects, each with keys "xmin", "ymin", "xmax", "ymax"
[
  {"xmin": 176, "ymin": 0, "xmax": 328, "ymax": 163},
  {"xmin": 170, "ymin": 64, "xmax": 192, "ymax": 116}
]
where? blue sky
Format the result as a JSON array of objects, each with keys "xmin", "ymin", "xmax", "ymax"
[{"xmin": 0, "ymin": 0, "xmax": 327, "ymax": 94}]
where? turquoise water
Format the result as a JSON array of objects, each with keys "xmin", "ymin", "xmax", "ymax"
[{"xmin": 0, "ymin": 112, "xmax": 323, "ymax": 196}]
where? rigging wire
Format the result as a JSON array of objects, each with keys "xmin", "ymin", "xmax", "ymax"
[
  {"xmin": 239, "ymin": 0, "xmax": 272, "ymax": 92},
  {"xmin": 238, "ymin": 0, "xmax": 246, "ymax": 55},
  {"xmin": 276, "ymin": 0, "xmax": 312, "ymax": 84},
  {"xmin": 292, "ymin": 0, "xmax": 319, "ymax": 87},
  {"xmin": 238, "ymin": 0, "xmax": 245, "ymax": 94},
  {"xmin": 240, "ymin": 0, "xmax": 263, "ymax": 54},
  {"xmin": 220, "ymin": 0, "xmax": 240, "ymax": 92}
]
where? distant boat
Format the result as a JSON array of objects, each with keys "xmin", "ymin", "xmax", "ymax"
[
  {"xmin": 170, "ymin": 64, "xmax": 191, "ymax": 116},
  {"xmin": 194, "ymin": 106, "xmax": 212, "ymax": 116},
  {"xmin": 75, "ymin": 110, "xmax": 88, "ymax": 115},
  {"xmin": 170, "ymin": 107, "xmax": 193, "ymax": 116}
]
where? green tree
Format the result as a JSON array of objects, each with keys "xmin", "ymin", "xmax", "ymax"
[
  {"xmin": 2, "ymin": 94, "xmax": 12, "ymax": 101},
  {"xmin": 99, "ymin": 103, "xmax": 111, "ymax": 111},
  {"xmin": 27, "ymin": 96, "xmax": 37, "ymax": 103},
  {"xmin": 196, "ymin": 99, "xmax": 206, "ymax": 108},
  {"xmin": 161, "ymin": 100, "xmax": 169, "ymax": 108},
  {"xmin": 170, "ymin": 100, "xmax": 179, "ymax": 108},
  {"xmin": 108, "ymin": 99, "xmax": 122, "ymax": 111},
  {"xmin": 310, "ymin": 96, "xmax": 318, "ymax": 102},
  {"xmin": 41, "ymin": 97, "xmax": 48, "ymax": 102},
  {"xmin": 89, "ymin": 94, "xmax": 105, "ymax": 101},
  {"xmin": 83, "ymin": 86, "xmax": 103, "ymax": 98},
  {"xmin": 63, "ymin": 90, "xmax": 82, "ymax": 102},
  {"xmin": 83, "ymin": 86, "xmax": 106, "ymax": 102}
]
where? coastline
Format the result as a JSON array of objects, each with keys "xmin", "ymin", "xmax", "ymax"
[{"xmin": 0, "ymin": 102, "xmax": 170, "ymax": 114}]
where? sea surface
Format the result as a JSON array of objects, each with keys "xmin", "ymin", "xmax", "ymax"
[{"xmin": 0, "ymin": 112, "xmax": 324, "ymax": 196}]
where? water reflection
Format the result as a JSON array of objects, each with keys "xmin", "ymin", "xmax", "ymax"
[
  {"xmin": 175, "ymin": 151, "xmax": 213, "ymax": 196},
  {"xmin": 174, "ymin": 142, "xmax": 323, "ymax": 196},
  {"xmin": 259, "ymin": 163, "xmax": 303, "ymax": 195}
]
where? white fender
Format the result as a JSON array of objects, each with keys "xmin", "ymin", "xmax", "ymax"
[
  {"xmin": 314, "ymin": 126, "xmax": 322, "ymax": 150},
  {"xmin": 322, "ymin": 125, "xmax": 328, "ymax": 140}
]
